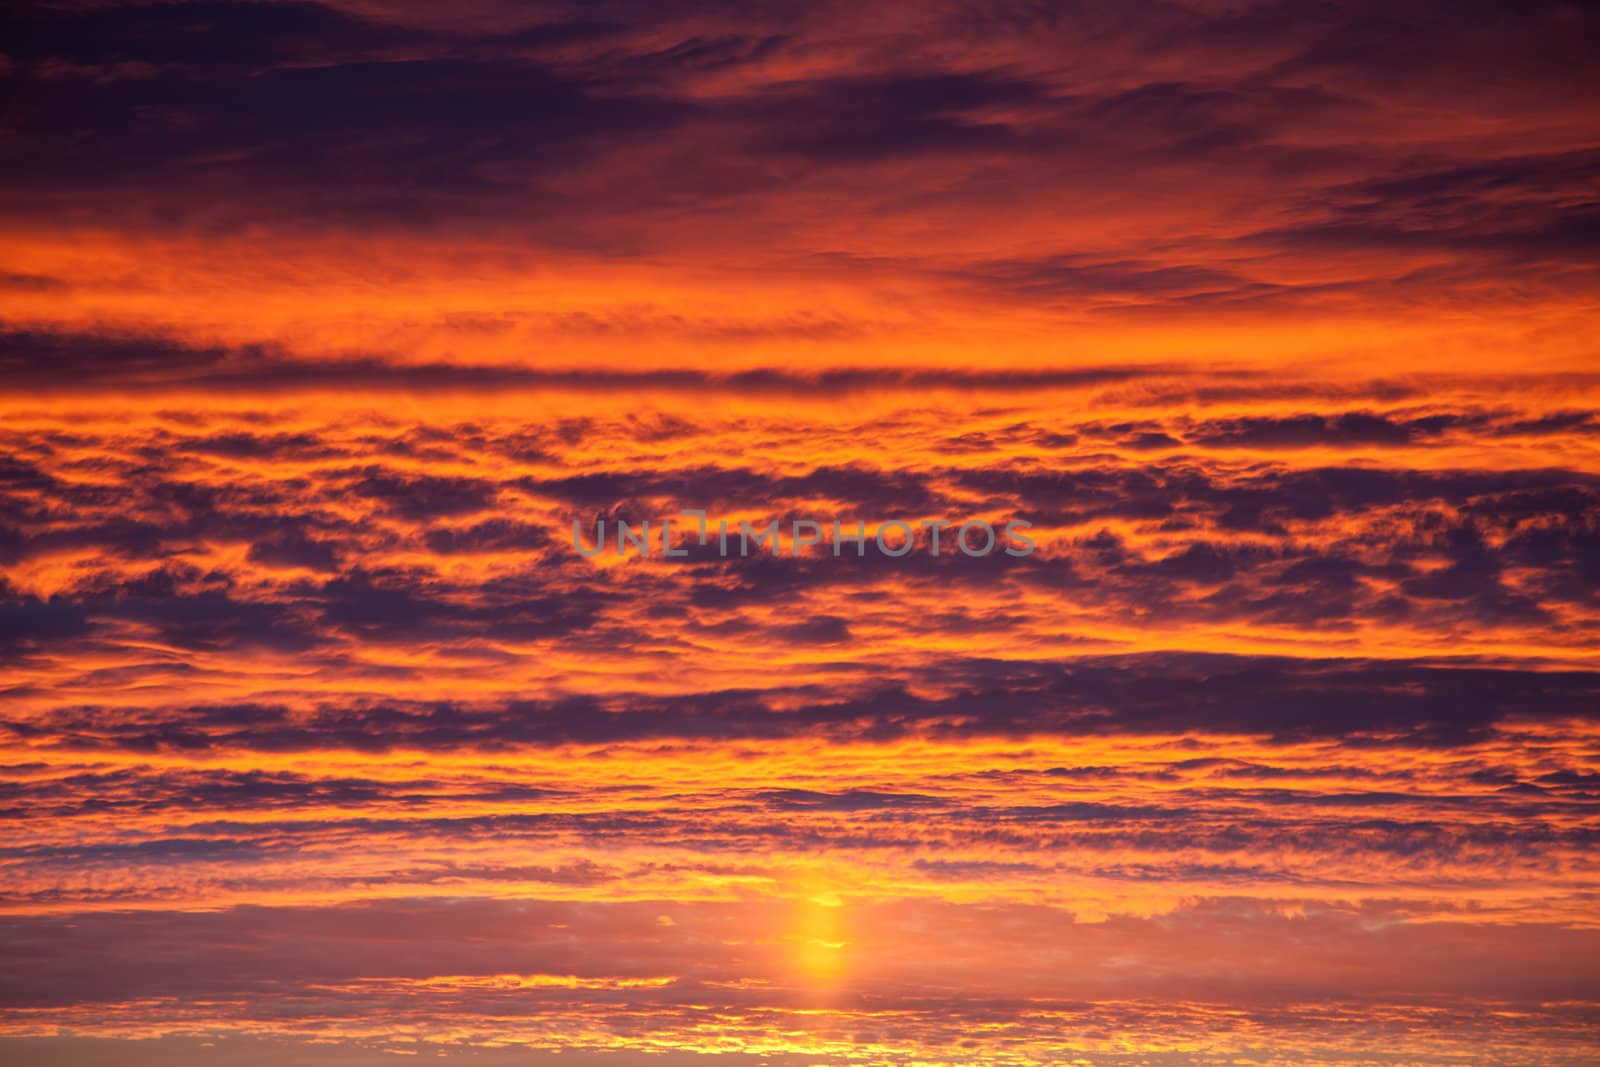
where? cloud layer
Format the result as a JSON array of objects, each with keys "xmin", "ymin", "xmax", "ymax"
[{"xmin": 1, "ymin": 1, "xmax": 1598, "ymax": 1064}]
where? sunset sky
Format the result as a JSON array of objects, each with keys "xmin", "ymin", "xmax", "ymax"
[{"xmin": 2, "ymin": 2, "xmax": 1598, "ymax": 1065}]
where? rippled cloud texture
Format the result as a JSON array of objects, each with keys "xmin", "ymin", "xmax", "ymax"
[{"xmin": 2, "ymin": 1, "xmax": 1598, "ymax": 1064}]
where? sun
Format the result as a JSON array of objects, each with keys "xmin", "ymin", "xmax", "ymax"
[{"xmin": 789, "ymin": 887, "xmax": 850, "ymax": 985}]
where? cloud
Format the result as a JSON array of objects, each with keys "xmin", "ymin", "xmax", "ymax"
[{"xmin": 3, "ymin": 3, "xmax": 1599, "ymax": 1063}]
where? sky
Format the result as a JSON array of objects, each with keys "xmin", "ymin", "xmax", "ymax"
[{"xmin": 1, "ymin": 1, "xmax": 1598, "ymax": 1064}]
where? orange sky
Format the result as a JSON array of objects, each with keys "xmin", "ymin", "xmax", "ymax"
[{"xmin": 1, "ymin": 2, "xmax": 1598, "ymax": 1064}]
